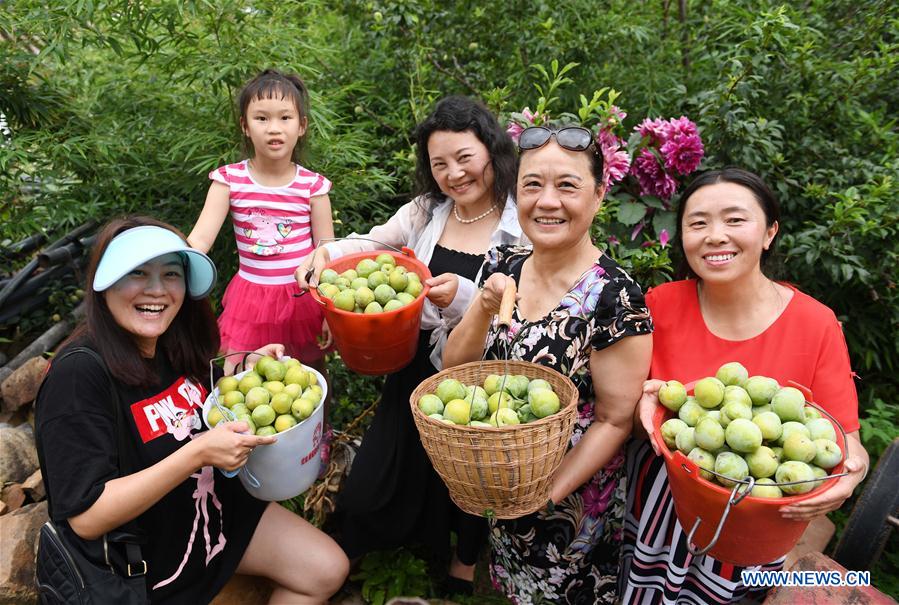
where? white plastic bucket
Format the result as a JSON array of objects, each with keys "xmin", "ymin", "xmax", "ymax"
[{"xmin": 202, "ymin": 365, "xmax": 326, "ymax": 501}]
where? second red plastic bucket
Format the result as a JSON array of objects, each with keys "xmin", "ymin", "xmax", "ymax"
[
  {"xmin": 650, "ymin": 382, "xmax": 847, "ymax": 566},
  {"xmin": 309, "ymin": 248, "xmax": 432, "ymax": 375}
]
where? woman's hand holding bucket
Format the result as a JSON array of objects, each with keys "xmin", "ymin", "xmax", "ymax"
[
  {"xmin": 779, "ymin": 441, "xmax": 868, "ymax": 521},
  {"xmin": 191, "ymin": 421, "xmax": 277, "ymax": 472},
  {"xmin": 635, "ymin": 379, "xmax": 666, "ymax": 455}
]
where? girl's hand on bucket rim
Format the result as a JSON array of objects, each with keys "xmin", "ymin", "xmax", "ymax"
[
  {"xmin": 193, "ymin": 421, "xmax": 277, "ymax": 471},
  {"xmin": 244, "ymin": 344, "xmax": 286, "ymax": 371},
  {"xmin": 295, "ymin": 248, "xmax": 331, "ymax": 289},
  {"xmin": 636, "ymin": 379, "xmax": 665, "ymax": 454}
]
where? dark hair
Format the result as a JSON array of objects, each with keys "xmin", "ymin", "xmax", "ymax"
[
  {"xmin": 674, "ymin": 167, "xmax": 781, "ymax": 279},
  {"xmin": 61, "ymin": 216, "xmax": 220, "ymax": 387},
  {"xmin": 412, "ymin": 95, "xmax": 517, "ymax": 216},
  {"xmin": 237, "ymin": 69, "xmax": 310, "ymax": 162},
  {"xmin": 516, "ymin": 124, "xmax": 605, "ymax": 187}
]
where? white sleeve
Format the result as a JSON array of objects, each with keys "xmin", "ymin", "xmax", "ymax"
[{"xmin": 324, "ymin": 201, "xmax": 421, "ymax": 260}]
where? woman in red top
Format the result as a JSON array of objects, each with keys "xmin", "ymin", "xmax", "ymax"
[{"xmin": 619, "ymin": 168, "xmax": 869, "ymax": 604}]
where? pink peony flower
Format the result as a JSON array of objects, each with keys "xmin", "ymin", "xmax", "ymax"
[
  {"xmin": 660, "ymin": 132, "xmax": 704, "ymax": 175},
  {"xmin": 597, "ymin": 129, "xmax": 631, "ymax": 190},
  {"xmin": 636, "ymin": 117, "xmax": 670, "ymax": 145},
  {"xmin": 631, "ymin": 148, "xmax": 678, "ymax": 200},
  {"xmin": 659, "ymin": 228, "xmax": 671, "ymax": 247},
  {"xmin": 666, "ymin": 116, "xmax": 699, "ymax": 138},
  {"xmin": 506, "ymin": 121, "xmax": 524, "ymax": 143},
  {"xmin": 641, "ymin": 240, "xmax": 655, "ymax": 248}
]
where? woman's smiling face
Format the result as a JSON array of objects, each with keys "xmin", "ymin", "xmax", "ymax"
[
  {"xmin": 516, "ymin": 141, "xmax": 603, "ymax": 250},
  {"xmin": 104, "ymin": 253, "xmax": 186, "ymax": 356},
  {"xmin": 680, "ymin": 181, "xmax": 778, "ymax": 284},
  {"xmin": 426, "ymin": 129, "xmax": 495, "ymax": 209}
]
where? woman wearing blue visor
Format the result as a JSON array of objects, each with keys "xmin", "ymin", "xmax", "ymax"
[{"xmin": 34, "ymin": 216, "xmax": 348, "ymax": 604}]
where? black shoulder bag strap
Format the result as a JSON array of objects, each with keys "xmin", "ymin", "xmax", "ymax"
[{"xmin": 36, "ymin": 346, "xmax": 147, "ymax": 577}]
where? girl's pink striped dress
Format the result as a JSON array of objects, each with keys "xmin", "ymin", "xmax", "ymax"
[{"xmin": 211, "ymin": 160, "xmax": 331, "ymax": 361}]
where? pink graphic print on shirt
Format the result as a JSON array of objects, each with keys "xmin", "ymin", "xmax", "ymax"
[
  {"xmin": 244, "ymin": 209, "xmax": 292, "ymax": 256},
  {"xmin": 129, "ymin": 378, "xmax": 228, "ymax": 591}
]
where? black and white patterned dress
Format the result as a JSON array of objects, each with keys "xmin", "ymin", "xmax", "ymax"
[{"xmin": 479, "ymin": 245, "xmax": 653, "ymax": 604}]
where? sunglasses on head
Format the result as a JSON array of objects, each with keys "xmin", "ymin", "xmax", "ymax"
[{"xmin": 518, "ymin": 126, "xmax": 595, "ymax": 152}]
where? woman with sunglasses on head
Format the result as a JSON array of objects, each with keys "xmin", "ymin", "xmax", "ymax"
[
  {"xmin": 35, "ymin": 216, "xmax": 348, "ymax": 604},
  {"xmin": 444, "ymin": 125, "xmax": 653, "ymax": 603},
  {"xmin": 296, "ymin": 95, "xmax": 526, "ymax": 592},
  {"xmin": 619, "ymin": 168, "xmax": 867, "ymax": 604}
]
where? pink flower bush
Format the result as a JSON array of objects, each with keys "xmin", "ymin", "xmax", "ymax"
[{"xmin": 631, "ymin": 116, "xmax": 704, "ymax": 197}]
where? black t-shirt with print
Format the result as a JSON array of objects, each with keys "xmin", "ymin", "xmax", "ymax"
[{"xmin": 35, "ymin": 343, "xmax": 267, "ymax": 604}]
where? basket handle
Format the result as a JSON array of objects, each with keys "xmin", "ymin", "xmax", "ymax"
[
  {"xmin": 686, "ymin": 478, "xmax": 755, "ymax": 556},
  {"xmin": 497, "ymin": 280, "xmax": 517, "ymax": 328}
]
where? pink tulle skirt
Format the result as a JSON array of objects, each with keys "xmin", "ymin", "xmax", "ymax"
[{"xmin": 218, "ymin": 273, "xmax": 329, "ymax": 362}]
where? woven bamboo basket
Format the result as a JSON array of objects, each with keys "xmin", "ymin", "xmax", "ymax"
[{"xmin": 409, "ymin": 359, "xmax": 579, "ymax": 519}]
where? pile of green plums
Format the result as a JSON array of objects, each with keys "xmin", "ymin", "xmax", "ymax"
[
  {"xmin": 208, "ymin": 356, "xmax": 323, "ymax": 436},
  {"xmin": 657, "ymin": 362, "xmax": 843, "ymax": 498},
  {"xmin": 418, "ymin": 374, "xmax": 562, "ymax": 427},
  {"xmin": 316, "ymin": 253, "xmax": 423, "ymax": 314}
]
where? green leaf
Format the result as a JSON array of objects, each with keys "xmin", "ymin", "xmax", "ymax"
[
  {"xmin": 617, "ymin": 201, "xmax": 648, "ymax": 226},
  {"xmin": 652, "ymin": 211, "xmax": 678, "ymax": 239}
]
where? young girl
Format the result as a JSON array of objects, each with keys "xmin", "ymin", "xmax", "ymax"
[{"xmin": 188, "ymin": 69, "xmax": 334, "ymax": 376}]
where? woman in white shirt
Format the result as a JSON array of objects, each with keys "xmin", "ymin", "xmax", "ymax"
[{"xmin": 296, "ymin": 95, "xmax": 526, "ymax": 594}]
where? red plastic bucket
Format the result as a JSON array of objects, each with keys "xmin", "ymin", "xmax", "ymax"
[
  {"xmin": 650, "ymin": 381, "xmax": 847, "ymax": 566},
  {"xmin": 309, "ymin": 248, "xmax": 432, "ymax": 375}
]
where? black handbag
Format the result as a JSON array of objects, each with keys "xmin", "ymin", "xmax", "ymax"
[{"xmin": 34, "ymin": 347, "xmax": 150, "ymax": 605}]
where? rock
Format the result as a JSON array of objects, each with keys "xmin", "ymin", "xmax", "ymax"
[
  {"xmin": 764, "ymin": 551, "xmax": 896, "ymax": 605},
  {"xmin": 0, "ymin": 356, "xmax": 48, "ymax": 412},
  {"xmin": 0, "ymin": 501, "xmax": 6, "ymax": 516},
  {"xmin": 0, "ymin": 501, "xmax": 47, "ymax": 604},
  {"xmin": 0, "ymin": 427, "xmax": 39, "ymax": 485},
  {"xmin": 210, "ymin": 574, "xmax": 272, "ymax": 605},
  {"xmin": 0, "ymin": 485, "xmax": 25, "ymax": 513},
  {"xmin": 22, "ymin": 469, "xmax": 45, "ymax": 502}
]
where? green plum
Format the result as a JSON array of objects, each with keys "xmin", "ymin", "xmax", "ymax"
[
  {"xmin": 725, "ymin": 418, "xmax": 763, "ymax": 453},
  {"xmin": 716, "ymin": 362, "xmax": 749, "ymax": 387}
]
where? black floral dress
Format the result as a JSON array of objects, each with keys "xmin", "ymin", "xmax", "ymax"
[{"xmin": 479, "ymin": 245, "xmax": 653, "ymax": 605}]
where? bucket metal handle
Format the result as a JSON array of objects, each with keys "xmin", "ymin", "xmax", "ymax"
[
  {"xmin": 206, "ymin": 351, "xmax": 272, "ymax": 479},
  {"xmin": 685, "ymin": 477, "xmax": 756, "ymax": 556}
]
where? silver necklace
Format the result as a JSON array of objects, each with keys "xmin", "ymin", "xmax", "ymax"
[{"xmin": 453, "ymin": 202, "xmax": 497, "ymax": 224}]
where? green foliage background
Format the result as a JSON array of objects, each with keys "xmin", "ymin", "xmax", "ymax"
[{"xmin": 2, "ymin": 0, "xmax": 897, "ymax": 598}]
